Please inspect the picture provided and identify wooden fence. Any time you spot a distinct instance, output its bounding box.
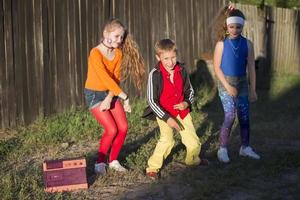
[0,0,110,127]
[0,0,299,128]
[239,4,300,74]
[111,0,226,97]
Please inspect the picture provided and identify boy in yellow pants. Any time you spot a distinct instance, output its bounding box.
[143,39,209,179]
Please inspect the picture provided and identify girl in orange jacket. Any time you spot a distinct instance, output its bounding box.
[84,19,145,175]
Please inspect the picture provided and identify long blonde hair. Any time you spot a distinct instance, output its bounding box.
[213,6,246,42]
[102,19,145,90]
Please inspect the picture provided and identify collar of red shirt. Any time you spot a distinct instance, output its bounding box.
[159,62,181,76]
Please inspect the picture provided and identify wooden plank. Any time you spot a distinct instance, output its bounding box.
[77,0,85,106]
[295,10,300,73]
[33,0,44,117]
[77,0,84,106]
[137,0,150,75]
[278,8,284,73]
[86,0,93,52]
[279,8,284,73]
[67,0,76,106]
[81,0,88,69]
[91,0,97,45]
[12,0,20,125]
[273,7,279,72]
[78,0,87,105]
[55,0,70,112]
[24,0,39,124]
[42,0,54,116]
[271,7,276,72]
[3,0,18,126]
[51,0,59,113]
[0,0,8,127]
[72,0,81,105]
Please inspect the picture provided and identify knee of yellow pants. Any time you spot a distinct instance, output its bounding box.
[151,138,175,160]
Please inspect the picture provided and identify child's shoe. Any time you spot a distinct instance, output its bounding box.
[146,172,159,180]
[95,162,107,175]
[239,146,260,159]
[217,147,230,163]
[109,160,127,172]
[199,158,209,166]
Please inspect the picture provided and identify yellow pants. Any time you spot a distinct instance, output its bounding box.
[146,113,201,173]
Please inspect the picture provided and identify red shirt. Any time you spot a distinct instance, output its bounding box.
[159,63,190,119]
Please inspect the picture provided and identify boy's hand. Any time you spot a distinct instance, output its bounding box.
[166,117,181,131]
[173,101,189,111]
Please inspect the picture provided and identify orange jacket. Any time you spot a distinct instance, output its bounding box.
[85,47,123,96]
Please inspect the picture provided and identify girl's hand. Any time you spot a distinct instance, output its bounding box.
[226,85,238,97]
[228,4,235,11]
[99,96,113,111]
[173,101,189,111]
[123,99,131,113]
[249,89,258,102]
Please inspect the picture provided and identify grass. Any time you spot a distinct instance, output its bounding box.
[269,74,300,99]
[0,73,300,199]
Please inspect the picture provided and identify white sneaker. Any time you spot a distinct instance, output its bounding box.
[95,162,107,175]
[239,146,260,159]
[217,147,230,163]
[109,160,127,172]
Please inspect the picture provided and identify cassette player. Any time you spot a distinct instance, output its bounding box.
[43,157,88,192]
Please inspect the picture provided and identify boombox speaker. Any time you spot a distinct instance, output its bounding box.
[43,157,88,192]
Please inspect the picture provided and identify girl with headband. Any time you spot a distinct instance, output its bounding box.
[213,6,260,163]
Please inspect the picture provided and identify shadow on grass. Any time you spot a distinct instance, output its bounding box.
[119,127,158,161]
[0,137,21,162]
[190,59,222,156]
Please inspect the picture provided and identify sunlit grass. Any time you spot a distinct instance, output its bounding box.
[269,74,300,99]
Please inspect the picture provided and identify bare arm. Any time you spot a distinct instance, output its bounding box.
[247,40,257,102]
[213,41,237,97]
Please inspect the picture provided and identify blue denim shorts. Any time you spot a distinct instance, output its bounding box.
[84,89,108,109]
[217,75,248,97]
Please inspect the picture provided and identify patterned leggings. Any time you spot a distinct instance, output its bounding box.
[218,91,250,148]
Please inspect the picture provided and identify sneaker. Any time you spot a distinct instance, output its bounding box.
[146,172,159,180]
[109,160,127,172]
[95,162,107,175]
[199,158,209,166]
[217,147,230,163]
[239,146,260,160]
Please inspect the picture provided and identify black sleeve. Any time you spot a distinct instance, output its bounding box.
[182,67,194,106]
[146,69,170,122]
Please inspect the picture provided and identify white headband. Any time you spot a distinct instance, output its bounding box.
[226,16,244,25]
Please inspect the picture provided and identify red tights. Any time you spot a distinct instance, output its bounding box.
[91,100,128,163]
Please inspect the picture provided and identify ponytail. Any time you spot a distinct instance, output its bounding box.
[121,33,146,91]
